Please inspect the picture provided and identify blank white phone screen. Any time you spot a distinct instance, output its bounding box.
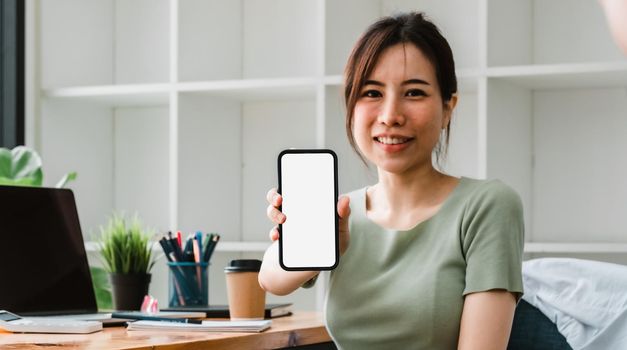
[280,152,336,269]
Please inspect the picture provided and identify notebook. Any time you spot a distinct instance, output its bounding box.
[163,303,293,319]
[0,186,192,325]
[127,319,272,333]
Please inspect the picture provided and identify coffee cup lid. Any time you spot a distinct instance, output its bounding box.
[224,259,262,273]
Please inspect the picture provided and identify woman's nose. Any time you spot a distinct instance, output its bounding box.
[377,95,405,126]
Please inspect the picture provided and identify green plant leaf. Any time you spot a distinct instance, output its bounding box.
[90,266,113,311]
[98,212,156,275]
[0,148,11,176]
[0,146,43,186]
[55,171,77,188]
[0,177,38,186]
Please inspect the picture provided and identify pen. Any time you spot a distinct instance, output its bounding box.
[183,235,195,262]
[194,231,203,260]
[167,234,183,262]
[158,237,176,262]
[193,232,203,290]
[113,312,203,324]
[204,233,220,262]
[192,240,200,263]
[202,233,214,260]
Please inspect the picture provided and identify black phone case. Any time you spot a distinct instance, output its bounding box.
[277,149,339,271]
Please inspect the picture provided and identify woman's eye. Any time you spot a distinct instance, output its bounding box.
[361,90,382,98]
[406,89,427,97]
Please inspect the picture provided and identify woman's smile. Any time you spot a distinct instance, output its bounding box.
[373,135,414,153]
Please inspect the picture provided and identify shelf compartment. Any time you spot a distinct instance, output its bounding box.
[176,93,242,239]
[485,79,627,244]
[487,0,625,66]
[40,0,169,88]
[39,100,170,231]
[487,62,627,89]
[242,0,320,79]
[531,87,627,243]
[41,100,115,230]
[177,0,242,81]
[178,0,320,81]
[113,106,171,231]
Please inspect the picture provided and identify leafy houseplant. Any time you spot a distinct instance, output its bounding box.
[0,146,76,187]
[99,213,156,311]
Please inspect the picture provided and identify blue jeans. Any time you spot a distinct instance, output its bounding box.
[508,300,572,350]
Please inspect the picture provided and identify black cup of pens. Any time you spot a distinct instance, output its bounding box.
[167,261,209,307]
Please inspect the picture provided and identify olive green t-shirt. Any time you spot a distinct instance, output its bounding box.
[323,177,524,350]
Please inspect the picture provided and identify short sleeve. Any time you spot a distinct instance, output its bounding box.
[461,181,525,298]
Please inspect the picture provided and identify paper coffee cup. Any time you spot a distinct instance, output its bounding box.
[224,259,266,320]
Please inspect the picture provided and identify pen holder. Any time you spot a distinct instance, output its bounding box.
[167,262,209,307]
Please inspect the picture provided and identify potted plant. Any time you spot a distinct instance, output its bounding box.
[99,213,156,311]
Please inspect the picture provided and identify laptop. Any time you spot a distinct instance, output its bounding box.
[0,185,126,323]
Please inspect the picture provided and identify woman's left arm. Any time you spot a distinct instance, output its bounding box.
[457,290,517,350]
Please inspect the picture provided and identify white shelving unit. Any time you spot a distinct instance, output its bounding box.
[27,0,627,311]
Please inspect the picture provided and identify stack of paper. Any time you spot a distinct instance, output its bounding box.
[126,319,272,333]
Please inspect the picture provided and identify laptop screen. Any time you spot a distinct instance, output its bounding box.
[0,186,97,315]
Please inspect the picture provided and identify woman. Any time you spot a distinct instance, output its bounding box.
[259,12,524,350]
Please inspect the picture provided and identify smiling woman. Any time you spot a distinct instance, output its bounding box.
[259,12,524,350]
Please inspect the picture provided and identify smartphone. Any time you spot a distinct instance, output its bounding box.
[277,149,339,271]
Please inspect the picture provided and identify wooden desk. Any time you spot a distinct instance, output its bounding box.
[0,312,333,350]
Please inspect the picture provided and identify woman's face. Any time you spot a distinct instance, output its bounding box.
[352,43,456,175]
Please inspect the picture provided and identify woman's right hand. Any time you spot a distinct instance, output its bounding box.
[266,188,351,256]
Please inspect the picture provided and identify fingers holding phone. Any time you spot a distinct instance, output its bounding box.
[266,188,283,241]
